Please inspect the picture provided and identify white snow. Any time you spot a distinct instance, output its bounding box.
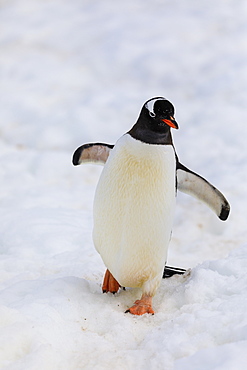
[0,0,247,369]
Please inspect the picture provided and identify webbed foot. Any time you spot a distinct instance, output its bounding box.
[102,269,120,294]
[125,295,154,315]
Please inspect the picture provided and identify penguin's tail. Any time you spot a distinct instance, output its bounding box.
[163,265,187,278]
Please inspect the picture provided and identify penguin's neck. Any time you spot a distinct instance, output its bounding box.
[128,118,173,145]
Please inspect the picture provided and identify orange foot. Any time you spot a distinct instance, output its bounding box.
[125,295,154,315]
[102,269,120,294]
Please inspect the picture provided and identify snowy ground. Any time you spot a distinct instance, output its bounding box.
[0,0,247,369]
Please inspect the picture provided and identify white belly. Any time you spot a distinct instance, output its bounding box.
[93,134,176,293]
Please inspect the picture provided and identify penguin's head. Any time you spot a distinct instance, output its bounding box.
[144,97,179,131]
[129,97,179,144]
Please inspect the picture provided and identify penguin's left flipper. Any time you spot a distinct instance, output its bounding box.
[72,143,114,166]
[176,162,230,221]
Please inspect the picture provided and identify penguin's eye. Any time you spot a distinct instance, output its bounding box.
[149,111,156,118]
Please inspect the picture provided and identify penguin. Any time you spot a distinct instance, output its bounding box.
[72,97,230,315]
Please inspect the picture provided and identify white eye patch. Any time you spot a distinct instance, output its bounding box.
[145,97,165,117]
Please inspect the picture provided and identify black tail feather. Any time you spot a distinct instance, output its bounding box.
[163,265,187,278]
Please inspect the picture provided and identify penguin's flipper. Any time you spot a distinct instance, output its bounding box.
[176,162,230,221]
[72,143,114,166]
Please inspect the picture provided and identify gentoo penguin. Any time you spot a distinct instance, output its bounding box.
[72,97,230,315]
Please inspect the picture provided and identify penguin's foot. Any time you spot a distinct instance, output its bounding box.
[125,295,154,315]
[102,269,120,294]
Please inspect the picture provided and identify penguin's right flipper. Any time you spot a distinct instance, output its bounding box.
[176,162,230,221]
[72,143,114,166]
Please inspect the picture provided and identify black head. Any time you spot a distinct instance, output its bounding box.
[128,97,179,145]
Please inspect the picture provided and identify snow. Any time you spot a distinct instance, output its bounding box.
[0,0,247,368]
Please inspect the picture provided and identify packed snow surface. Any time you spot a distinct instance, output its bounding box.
[0,0,247,369]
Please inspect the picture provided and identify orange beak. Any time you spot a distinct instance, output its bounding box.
[161,117,179,129]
